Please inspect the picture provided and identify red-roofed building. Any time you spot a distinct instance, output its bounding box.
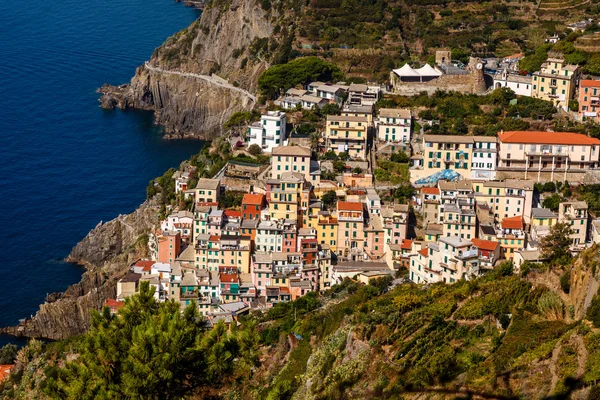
[242,193,265,220]
[498,216,526,260]
[498,131,600,181]
[471,238,500,267]
[578,80,600,123]
[132,260,155,274]
[220,271,240,303]
[300,238,318,265]
[104,299,125,315]
[410,245,438,284]
[224,210,242,219]
[0,365,14,383]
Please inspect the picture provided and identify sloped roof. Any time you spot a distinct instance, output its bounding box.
[337,201,364,212]
[471,238,499,252]
[499,131,600,145]
[501,215,524,230]
[242,193,264,205]
[421,187,440,195]
[415,64,443,77]
[393,63,420,77]
[581,80,600,88]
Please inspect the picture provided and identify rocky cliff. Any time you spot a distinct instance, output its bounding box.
[100,0,273,138]
[1,199,160,340]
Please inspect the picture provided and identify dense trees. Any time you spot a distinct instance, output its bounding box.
[42,282,259,399]
[258,57,344,99]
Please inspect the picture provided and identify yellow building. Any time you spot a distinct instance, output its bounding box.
[532,56,579,111]
[269,172,305,222]
[417,135,474,182]
[325,115,369,160]
[194,234,251,273]
[472,179,534,223]
[497,216,526,260]
[316,213,338,251]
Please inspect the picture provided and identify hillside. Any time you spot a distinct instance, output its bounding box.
[99,0,599,138]
[4,244,600,399]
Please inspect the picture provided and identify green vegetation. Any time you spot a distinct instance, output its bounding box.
[258,57,344,99]
[224,110,261,130]
[29,282,259,399]
[219,190,245,209]
[540,222,574,263]
[0,344,18,365]
[380,88,557,137]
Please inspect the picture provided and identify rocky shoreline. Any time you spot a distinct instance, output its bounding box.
[98,0,272,139]
[1,199,160,340]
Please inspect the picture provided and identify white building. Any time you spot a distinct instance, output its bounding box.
[247,111,287,153]
[471,137,498,180]
[160,210,194,240]
[255,220,284,253]
[493,69,533,97]
[376,108,412,143]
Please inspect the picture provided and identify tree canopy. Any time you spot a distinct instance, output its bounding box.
[540,222,573,264]
[43,282,259,399]
[258,57,344,99]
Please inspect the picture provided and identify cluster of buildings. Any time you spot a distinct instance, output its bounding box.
[110,144,408,324]
[411,130,600,183]
[278,82,381,111]
[410,178,592,284]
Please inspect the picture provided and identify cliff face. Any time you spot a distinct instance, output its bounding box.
[1,199,160,340]
[100,0,272,138]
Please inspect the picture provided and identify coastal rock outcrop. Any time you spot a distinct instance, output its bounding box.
[100,0,273,138]
[1,199,160,340]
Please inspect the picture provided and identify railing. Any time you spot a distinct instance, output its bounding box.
[181,291,199,299]
[458,249,478,258]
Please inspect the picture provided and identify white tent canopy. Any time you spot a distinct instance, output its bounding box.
[415,64,442,77]
[392,63,420,77]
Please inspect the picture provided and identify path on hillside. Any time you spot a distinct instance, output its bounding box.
[144,62,257,103]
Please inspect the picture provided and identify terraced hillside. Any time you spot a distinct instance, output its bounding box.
[576,32,600,53]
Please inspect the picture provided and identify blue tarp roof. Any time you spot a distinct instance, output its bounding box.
[414,169,461,185]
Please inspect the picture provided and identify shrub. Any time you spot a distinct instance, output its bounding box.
[248,144,262,156]
[560,270,571,294]
[538,291,564,320]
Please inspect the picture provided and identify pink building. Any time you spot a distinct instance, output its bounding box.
[158,231,181,263]
[578,80,600,123]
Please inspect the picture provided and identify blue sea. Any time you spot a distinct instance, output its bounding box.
[0,0,202,347]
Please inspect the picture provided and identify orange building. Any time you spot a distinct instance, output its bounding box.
[242,193,265,220]
[578,80,600,123]
[158,231,181,263]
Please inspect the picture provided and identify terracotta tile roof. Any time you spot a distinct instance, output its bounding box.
[499,131,600,145]
[224,210,242,218]
[104,299,124,309]
[401,239,413,250]
[220,273,239,283]
[197,201,219,207]
[0,365,14,382]
[421,187,440,195]
[471,238,499,252]
[581,80,600,88]
[142,265,152,272]
[280,287,291,294]
[418,248,429,257]
[134,260,155,268]
[209,235,221,242]
[337,201,364,212]
[242,193,264,205]
[501,215,524,230]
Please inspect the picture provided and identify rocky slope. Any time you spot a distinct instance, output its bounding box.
[100,0,272,138]
[1,199,159,340]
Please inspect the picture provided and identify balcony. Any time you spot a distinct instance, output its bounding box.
[181,290,199,299]
[526,148,569,157]
[457,249,478,259]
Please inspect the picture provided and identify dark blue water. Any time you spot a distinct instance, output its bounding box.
[0,0,202,347]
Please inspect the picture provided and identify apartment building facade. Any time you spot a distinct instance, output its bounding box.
[531,56,579,111]
[248,111,287,153]
[578,80,600,123]
[497,131,600,182]
[325,115,369,160]
[376,108,412,143]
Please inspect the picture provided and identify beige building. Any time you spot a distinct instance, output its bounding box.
[558,201,588,247]
[420,187,441,226]
[532,56,579,111]
[417,136,475,182]
[192,179,221,203]
[497,131,600,182]
[271,146,316,183]
[376,108,412,143]
[472,179,534,223]
[342,104,374,126]
[325,115,369,160]
[117,272,141,300]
